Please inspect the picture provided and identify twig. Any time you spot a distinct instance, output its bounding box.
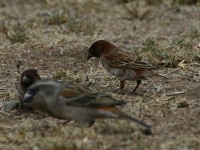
[189,63,200,67]
[165,96,175,101]
[0,110,12,116]
[165,91,186,96]
[165,68,180,76]
[16,60,22,74]
[0,124,16,129]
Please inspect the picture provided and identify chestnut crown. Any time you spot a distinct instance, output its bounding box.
[20,69,41,89]
[87,40,116,59]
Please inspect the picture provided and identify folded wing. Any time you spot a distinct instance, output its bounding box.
[104,51,154,70]
[59,83,126,107]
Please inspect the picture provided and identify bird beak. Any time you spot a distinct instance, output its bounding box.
[22,75,29,83]
[23,90,35,103]
[87,54,93,60]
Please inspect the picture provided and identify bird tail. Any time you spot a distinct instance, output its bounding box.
[118,112,150,129]
[118,112,152,134]
[101,107,151,132]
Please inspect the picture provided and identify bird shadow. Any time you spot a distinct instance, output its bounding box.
[94,125,137,135]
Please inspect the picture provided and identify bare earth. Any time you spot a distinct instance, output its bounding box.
[0,0,200,150]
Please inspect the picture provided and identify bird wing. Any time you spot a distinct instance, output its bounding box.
[59,83,126,107]
[104,50,154,70]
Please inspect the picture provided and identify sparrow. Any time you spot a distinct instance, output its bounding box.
[87,40,166,94]
[16,69,41,109]
[23,79,151,134]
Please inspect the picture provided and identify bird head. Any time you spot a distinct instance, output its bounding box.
[20,69,41,90]
[87,40,116,60]
[23,79,62,104]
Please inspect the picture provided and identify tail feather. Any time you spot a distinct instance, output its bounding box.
[102,107,151,130]
[99,107,151,134]
[119,113,152,134]
[118,113,151,129]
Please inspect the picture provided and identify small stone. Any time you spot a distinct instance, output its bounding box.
[2,100,34,112]
[177,101,189,108]
[2,100,20,112]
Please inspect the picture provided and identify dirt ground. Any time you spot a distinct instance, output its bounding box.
[0,0,200,149]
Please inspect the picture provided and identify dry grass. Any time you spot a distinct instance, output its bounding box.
[0,0,200,149]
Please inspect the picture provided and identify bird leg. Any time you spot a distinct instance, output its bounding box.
[19,98,23,111]
[120,80,125,89]
[132,80,141,94]
[113,80,125,93]
[87,120,95,127]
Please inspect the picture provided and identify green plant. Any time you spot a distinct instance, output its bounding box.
[0,20,29,43]
[44,11,68,25]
